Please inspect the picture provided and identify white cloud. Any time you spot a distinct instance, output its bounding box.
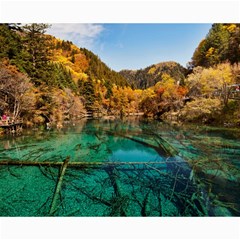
[47,23,104,48]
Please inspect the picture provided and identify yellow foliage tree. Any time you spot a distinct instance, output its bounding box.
[186,62,235,105]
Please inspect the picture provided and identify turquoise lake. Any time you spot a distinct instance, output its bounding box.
[0,118,239,216]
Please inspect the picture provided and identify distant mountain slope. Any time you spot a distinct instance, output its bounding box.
[0,23,128,91]
[80,48,128,87]
[50,37,128,88]
[119,61,186,89]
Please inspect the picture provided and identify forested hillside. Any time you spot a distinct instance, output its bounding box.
[190,24,240,68]
[0,23,240,128]
[175,23,240,124]
[119,61,186,89]
[0,23,130,126]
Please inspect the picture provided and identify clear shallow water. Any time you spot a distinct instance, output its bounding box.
[0,118,239,216]
[110,149,162,162]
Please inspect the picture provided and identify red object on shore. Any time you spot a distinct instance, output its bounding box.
[2,115,7,121]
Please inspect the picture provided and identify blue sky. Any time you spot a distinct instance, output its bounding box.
[47,24,212,71]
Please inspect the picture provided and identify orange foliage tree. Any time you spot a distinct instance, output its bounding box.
[0,60,35,121]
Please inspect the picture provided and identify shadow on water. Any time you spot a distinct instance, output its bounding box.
[0,118,239,216]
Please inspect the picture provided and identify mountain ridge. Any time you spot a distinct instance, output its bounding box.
[119,61,187,89]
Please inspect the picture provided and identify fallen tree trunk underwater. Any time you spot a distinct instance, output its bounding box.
[49,157,70,216]
[0,160,189,167]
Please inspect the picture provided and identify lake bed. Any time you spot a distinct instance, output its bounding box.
[0,118,239,216]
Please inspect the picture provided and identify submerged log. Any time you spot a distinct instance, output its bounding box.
[0,160,187,167]
[49,157,70,216]
[106,167,128,216]
[141,190,151,216]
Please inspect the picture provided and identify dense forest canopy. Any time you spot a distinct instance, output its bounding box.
[0,23,240,128]
[190,24,240,68]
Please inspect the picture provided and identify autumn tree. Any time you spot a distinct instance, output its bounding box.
[154,74,188,113]
[191,24,240,68]
[109,85,128,116]
[191,40,207,68]
[139,73,188,118]
[179,98,222,123]
[231,63,240,84]
[226,24,240,64]
[186,63,235,105]
[0,61,35,120]
[50,88,85,124]
[140,88,158,117]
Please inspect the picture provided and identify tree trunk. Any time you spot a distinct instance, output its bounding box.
[222,83,230,106]
[49,157,70,216]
